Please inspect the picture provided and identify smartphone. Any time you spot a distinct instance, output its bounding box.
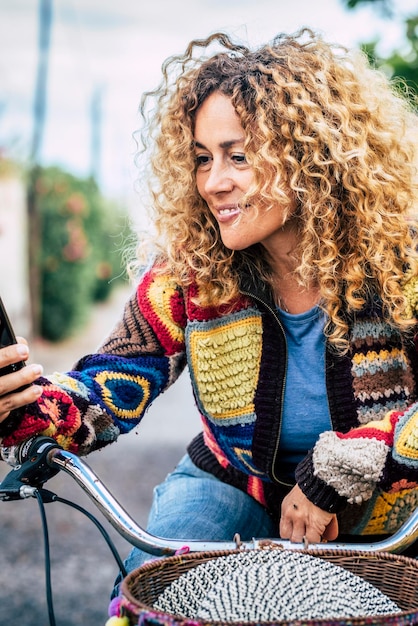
[0,296,27,376]
[0,297,32,431]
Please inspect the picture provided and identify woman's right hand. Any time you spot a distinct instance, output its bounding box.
[280,483,339,545]
[0,339,44,423]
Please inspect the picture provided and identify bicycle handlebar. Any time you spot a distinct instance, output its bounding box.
[2,436,418,556]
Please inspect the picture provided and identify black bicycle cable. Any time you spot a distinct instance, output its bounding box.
[38,488,128,577]
[33,487,128,626]
[35,489,57,626]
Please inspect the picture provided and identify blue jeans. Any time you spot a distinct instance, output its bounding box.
[112,454,277,596]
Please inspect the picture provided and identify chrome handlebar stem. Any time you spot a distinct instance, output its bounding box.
[47,447,418,556]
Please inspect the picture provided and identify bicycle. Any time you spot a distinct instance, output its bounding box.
[1,436,418,626]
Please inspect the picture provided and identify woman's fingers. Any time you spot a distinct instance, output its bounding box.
[322,515,339,541]
[0,378,43,422]
[0,342,28,369]
[280,484,339,544]
[281,514,324,544]
[15,336,28,346]
[0,341,44,422]
[0,376,43,423]
[0,362,42,393]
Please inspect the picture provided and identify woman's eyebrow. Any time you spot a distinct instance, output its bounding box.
[193,138,245,150]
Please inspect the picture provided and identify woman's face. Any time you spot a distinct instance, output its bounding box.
[194,91,294,253]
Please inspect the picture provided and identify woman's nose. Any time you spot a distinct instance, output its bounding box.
[204,162,234,195]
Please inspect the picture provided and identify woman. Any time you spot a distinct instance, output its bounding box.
[0,28,417,578]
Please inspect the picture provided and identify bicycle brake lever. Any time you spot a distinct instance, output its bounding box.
[0,437,61,501]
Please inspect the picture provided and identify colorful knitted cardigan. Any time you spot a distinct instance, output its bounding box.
[2,263,418,535]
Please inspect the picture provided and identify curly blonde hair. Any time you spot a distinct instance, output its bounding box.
[137,28,418,352]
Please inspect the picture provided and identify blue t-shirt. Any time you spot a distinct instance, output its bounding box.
[276,305,331,478]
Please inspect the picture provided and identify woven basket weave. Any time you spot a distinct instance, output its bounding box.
[120,547,418,626]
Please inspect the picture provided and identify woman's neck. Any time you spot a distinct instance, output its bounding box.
[261,219,320,314]
[273,275,320,314]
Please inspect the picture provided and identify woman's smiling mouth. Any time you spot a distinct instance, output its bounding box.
[215,204,241,221]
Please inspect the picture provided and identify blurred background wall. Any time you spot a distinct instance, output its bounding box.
[0,171,30,335]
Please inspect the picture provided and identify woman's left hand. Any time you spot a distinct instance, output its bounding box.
[279,484,339,545]
[0,338,44,424]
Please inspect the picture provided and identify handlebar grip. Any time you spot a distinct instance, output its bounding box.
[1,436,58,467]
[0,436,61,500]
[1,437,39,467]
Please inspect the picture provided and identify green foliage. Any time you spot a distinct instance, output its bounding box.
[35,166,132,341]
[341,0,418,97]
[343,0,392,14]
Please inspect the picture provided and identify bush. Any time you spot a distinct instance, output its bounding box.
[35,166,132,341]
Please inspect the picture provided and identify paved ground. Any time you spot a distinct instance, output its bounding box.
[0,285,200,625]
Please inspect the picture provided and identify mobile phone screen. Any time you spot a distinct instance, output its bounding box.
[0,298,32,431]
[0,297,26,376]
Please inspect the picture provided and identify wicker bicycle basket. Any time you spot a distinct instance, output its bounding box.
[120,547,418,626]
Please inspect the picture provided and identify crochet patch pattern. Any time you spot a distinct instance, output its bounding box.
[401,271,418,319]
[186,309,262,425]
[139,270,185,354]
[312,431,388,503]
[351,335,413,425]
[99,293,163,358]
[352,485,418,535]
[153,549,400,622]
[394,401,418,467]
[76,354,170,433]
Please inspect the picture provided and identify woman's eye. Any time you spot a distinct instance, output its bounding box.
[195,154,211,168]
[232,154,247,165]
